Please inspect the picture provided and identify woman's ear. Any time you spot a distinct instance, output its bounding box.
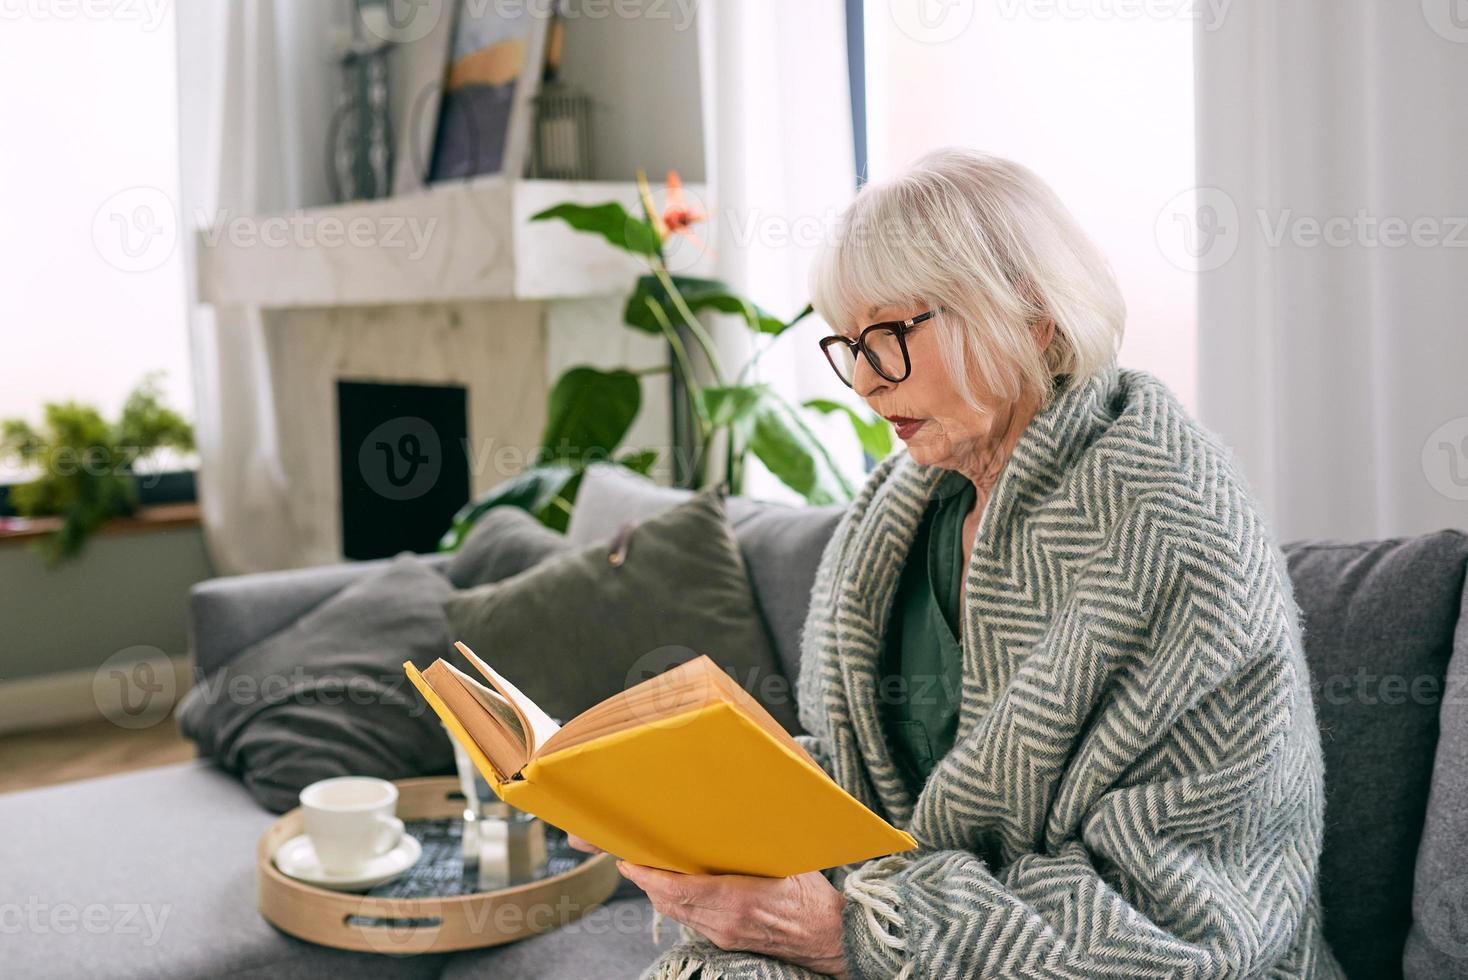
[1035,318,1056,351]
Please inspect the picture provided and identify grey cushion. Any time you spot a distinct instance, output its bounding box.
[178,555,466,812]
[565,464,761,542]
[728,501,844,684]
[439,895,678,979]
[1404,541,1468,980]
[188,553,453,676]
[445,506,570,589]
[443,489,799,734]
[567,463,845,694]
[0,761,446,980]
[1282,531,1468,980]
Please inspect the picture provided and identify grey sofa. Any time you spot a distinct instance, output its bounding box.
[2,463,1465,980]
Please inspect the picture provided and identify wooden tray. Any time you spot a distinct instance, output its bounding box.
[257,776,621,954]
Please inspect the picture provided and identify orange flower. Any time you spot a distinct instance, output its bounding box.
[660,171,706,240]
[637,168,713,257]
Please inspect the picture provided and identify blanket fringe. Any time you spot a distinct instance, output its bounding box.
[650,906,705,946]
[844,858,907,956]
[643,951,708,980]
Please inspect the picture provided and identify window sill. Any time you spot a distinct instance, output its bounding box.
[0,502,203,547]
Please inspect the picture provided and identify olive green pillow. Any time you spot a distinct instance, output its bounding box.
[440,489,799,733]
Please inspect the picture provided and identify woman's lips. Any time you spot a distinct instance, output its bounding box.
[886,416,926,440]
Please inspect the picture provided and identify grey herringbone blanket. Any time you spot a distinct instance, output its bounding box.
[641,360,1344,979]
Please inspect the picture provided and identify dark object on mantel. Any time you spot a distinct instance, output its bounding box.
[328,0,393,202]
[337,380,470,561]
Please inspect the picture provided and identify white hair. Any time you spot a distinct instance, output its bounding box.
[808,146,1125,412]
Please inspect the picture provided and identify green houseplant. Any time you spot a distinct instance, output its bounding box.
[440,171,890,548]
[1,373,194,563]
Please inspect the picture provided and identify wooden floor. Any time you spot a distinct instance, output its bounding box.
[0,715,196,795]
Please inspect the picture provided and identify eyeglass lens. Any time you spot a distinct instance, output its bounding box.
[829,327,905,385]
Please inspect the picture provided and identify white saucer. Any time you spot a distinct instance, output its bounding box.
[273,833,422,892]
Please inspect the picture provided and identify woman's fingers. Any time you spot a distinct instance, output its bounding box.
[566,833,603,854]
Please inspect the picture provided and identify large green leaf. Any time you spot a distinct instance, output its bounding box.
[529,201,660,257]
[539,366,641,464]
[437,464,576,551]
[802,398,894,461]
[437,448,661,550]
[745,394,854,505]
[615,448,658,475]
[536,468,584,534]
[784,302,815,332]
[623,275,789,336]
[698,384,767,430]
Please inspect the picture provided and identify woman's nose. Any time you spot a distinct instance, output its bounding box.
[851,354,890,399]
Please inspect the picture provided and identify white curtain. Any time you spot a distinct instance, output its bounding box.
[175,1,341,573]
[1195,3,1468,541]
[696,0,863,500]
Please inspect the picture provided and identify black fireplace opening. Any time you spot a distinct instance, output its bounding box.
[337,380,470,561]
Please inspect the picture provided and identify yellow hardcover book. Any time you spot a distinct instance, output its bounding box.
[404,641,918,877]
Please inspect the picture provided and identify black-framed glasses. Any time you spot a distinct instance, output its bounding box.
[818,309,941,388]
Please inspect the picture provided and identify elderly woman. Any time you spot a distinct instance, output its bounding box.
[577,147,1343,979]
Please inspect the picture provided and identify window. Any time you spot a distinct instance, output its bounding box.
[864,0,1198,408]
[0,5,191,481]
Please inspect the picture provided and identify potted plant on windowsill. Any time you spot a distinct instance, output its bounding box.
[439,170,891,548]
[0,372,195,563]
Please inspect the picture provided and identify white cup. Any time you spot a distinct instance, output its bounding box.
[299,776,405,874]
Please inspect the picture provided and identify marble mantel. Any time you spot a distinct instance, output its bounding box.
[196,178,711,566]
[196,177,710,309]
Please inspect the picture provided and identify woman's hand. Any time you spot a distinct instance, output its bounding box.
[615,861,849,979]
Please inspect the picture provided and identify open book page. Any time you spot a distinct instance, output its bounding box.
[420,659,529,780]
[532,654,821,771]
[536,656,719,758]
[454,641,561,756]
[441,662,524,742]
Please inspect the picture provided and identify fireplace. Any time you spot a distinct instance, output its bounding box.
[337,380,470,560]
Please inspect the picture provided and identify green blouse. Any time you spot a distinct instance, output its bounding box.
[879,468,976,794]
